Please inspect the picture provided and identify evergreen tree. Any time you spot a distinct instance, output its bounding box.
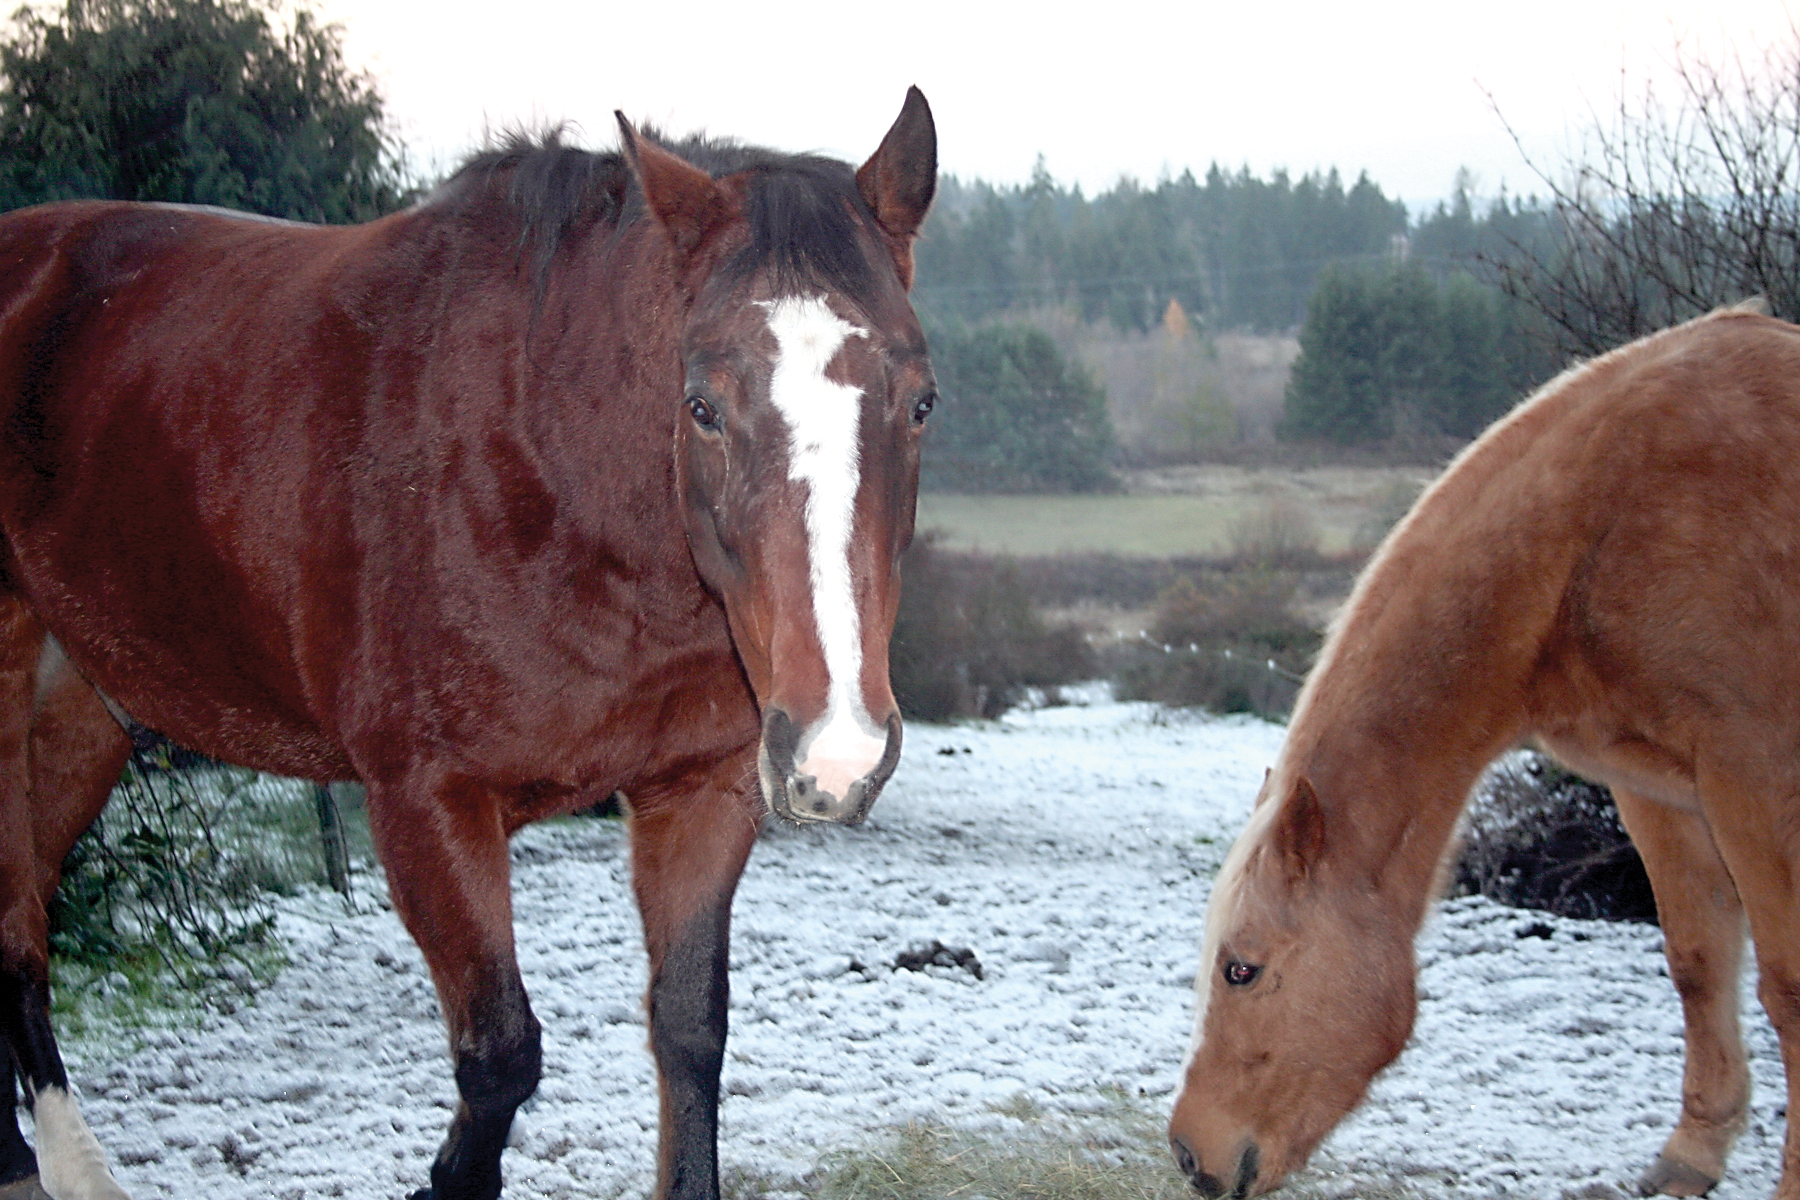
[1434,273,1515,437]
[1282,262,1542,444]
[921,323,1116,493]
[0,0,411,221]
[1280,264,1391,442]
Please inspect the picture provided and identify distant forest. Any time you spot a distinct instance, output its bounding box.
[911,163,1568,479]
[913,161,1553,335]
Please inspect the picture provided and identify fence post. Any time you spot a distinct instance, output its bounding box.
[313,782,351,897]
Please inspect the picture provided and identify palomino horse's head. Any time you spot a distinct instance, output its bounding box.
[617,90,936,824]
[1168,773,1417,1197]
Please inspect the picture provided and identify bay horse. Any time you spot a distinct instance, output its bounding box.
[0,90,938,1200]
[1171,307,1800,1199]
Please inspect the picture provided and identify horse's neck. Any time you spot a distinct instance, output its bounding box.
[1281,708,1501,929]
[520,225,686,546]
[1282,445,1581,921]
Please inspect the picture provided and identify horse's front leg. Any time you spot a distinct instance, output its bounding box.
[1614,787,1749,1196]
[627,753,763,1200]
[366,775,541,1200]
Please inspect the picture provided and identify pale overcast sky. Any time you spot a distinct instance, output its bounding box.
[319,0,1798,210]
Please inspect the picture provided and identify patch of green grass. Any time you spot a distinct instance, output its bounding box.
[48,761,355,1050]
[50,939,287,1052]
[917,494,1254,558]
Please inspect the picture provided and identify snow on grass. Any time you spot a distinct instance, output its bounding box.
[41,699,1789,1199]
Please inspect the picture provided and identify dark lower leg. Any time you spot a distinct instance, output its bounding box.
[0,1056,34,1186]
[629,775,759,1200]
[370,780,541,1200]
[0,604,44,1187]
[416,968,542,1200]
[647,903,731,1200]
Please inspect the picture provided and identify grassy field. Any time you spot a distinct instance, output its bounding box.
[917,465,1439,559]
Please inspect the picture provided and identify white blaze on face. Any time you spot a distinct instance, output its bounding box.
[33,1084,132,1199]
[758,294,887,798]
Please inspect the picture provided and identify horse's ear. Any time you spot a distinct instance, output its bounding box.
[616,113,739,269]
[855,86,937,289]
[1273,776,1327,882]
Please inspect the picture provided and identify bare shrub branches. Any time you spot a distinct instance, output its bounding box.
[1494,32,1800,356]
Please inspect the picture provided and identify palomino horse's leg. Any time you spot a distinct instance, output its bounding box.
[365,777,541,1200]
[1693,762,1800,1200]
[0,611,132,1200]
[1614,788,1750,1196]
[627,762,762,1200]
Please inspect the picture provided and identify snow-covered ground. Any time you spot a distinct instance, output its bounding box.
[44,698,1790,1199]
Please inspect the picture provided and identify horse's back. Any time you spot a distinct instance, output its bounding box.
[0,197,742,791]
[0,201,408,777]
[1497,310,1800,799]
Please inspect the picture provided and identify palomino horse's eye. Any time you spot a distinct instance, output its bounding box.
[911,391,937,424]
[1222,960,1262,988]
[686,395,720,431]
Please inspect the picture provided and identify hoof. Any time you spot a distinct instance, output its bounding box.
[0,1176,52,1200]
[1638,1155,1720,1197]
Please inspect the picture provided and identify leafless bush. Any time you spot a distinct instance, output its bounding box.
[1021,305,1298,464]
[1226,498,1324,568]
[1112,572,1318,717]
[1454,752,1655,922]
[890,536,1095,721]
[1148,573,1318,656]
[1493,33,1800,356]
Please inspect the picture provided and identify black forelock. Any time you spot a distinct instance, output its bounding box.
[430,128,883,303]
[714,155,881,302]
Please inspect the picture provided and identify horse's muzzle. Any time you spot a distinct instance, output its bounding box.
[1172,1135,1260,1200]
[758,708,901,824]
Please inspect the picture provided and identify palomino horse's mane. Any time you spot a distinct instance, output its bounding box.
[1189,788,1283,1058]
[430,129,884,301]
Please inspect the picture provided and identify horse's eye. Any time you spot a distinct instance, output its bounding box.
[1223,960,1261,988]
[911,391,937,424]
[687,395,719,430]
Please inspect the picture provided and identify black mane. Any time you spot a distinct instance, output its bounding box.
[434,130,880,301]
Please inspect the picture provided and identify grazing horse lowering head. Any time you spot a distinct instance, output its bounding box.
[1168,773,1417,1197]
[618,89,936,825]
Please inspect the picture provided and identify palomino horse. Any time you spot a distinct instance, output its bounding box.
[0,91,938,1200]
[1171,307,1800,1199]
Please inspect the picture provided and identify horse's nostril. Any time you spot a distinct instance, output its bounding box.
[1171,1135,1226,1198]
[1170,1135,1198,1178]
[1232,1142,1260,1200]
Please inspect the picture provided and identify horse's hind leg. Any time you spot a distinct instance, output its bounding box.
[3,634,132,1200]
[1614,788,1750,1196]
[0,617,132,1200]
[0,1058,40,1198]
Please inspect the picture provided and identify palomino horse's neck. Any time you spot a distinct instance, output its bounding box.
[1271,377,1609,916]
